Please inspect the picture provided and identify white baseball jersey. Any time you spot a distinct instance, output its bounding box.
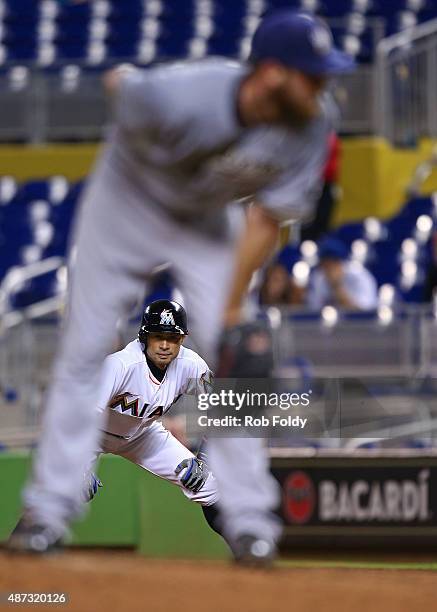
[89,340,218,507]
[97,340,211,439]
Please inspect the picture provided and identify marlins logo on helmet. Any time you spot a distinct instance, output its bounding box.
[139,299,188,344]
[160,309,176,326]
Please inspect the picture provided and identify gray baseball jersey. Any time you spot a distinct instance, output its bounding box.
[108,59,331,227]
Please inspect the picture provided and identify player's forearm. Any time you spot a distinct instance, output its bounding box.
[224,204,280,327]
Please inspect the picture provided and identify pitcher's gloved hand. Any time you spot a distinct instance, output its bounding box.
[175,457,209,493]
[216,321,274,379]
[83,472,103,503]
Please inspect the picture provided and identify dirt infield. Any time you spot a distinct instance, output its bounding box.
[0,550,436,612]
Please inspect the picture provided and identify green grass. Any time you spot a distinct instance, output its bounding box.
[277,559,437,571]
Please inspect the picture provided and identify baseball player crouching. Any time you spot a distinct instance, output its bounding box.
[84,299,221,537]
[55,300,219,552]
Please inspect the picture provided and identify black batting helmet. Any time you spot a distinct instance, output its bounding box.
[138,299,188,343]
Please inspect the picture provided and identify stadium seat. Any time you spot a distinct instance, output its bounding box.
[0,0,435,66]
[0,172,435,310]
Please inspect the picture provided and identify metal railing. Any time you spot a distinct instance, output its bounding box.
[377,17,437,146]
[0,65,375,143]
[0,69,108,143]
[0,257,64,319]
[330,65,378,135]
[2,305,437,447]
[2,304,437,448]
[0,258,65,442]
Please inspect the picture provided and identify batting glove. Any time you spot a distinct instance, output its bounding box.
[175,457,209,493]
[83,472,103,503]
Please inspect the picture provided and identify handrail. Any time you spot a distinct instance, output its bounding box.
[0,257,64,317]
[376,16,437,143]
[1,295,65,332]
[344,416,437,450]
[377,17,437,56]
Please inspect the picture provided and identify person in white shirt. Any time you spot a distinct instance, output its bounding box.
[307,238,378,311]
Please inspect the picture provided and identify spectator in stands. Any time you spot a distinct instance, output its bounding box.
[307,237,378,310]
[259,262,302,306]
[301,131,341,241]
[259,262,295,306]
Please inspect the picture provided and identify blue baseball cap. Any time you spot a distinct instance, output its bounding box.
[250,10,355,76]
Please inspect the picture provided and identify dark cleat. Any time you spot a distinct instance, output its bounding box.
[231,534,276,568]
[6,517,64,554]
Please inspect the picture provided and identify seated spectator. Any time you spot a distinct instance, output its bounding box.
[259,262,295,306]
[307,238,378,310]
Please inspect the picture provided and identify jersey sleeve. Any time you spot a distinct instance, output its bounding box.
[196,360,214,396]
[114,69,173,135]
[96,354,126,412]
[184,355,214,396]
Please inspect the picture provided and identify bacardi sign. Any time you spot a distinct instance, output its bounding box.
[319,469,430,522]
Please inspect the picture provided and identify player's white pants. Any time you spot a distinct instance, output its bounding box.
[23,156,281,545]
[89,422,218,506]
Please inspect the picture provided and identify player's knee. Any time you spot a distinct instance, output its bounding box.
[182,473,219,506]
[201,502,223,537]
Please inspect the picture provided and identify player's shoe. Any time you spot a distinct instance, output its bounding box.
[83,472,103,503]
[5,517,64,554]
[231,534,277,568]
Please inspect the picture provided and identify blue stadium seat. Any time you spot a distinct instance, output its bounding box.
[0,177,81,299]
[15,179,50,202]
[11,273,58,308]
[276,244,301,273]
[331,221,365,245]
[57,1,92,20]
[319,0,356,18]
[0,0,436,66]
[0,175,435,308]
[269,0,302,11]
[368,0,405,17]
[366,240,400,285]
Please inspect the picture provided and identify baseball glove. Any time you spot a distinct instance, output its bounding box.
[216,321,274,379]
